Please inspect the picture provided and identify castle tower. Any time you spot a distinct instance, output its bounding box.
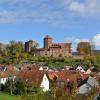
[25,40,36,52]
[44,35,52,49]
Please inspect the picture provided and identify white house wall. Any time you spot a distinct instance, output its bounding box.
[0,78,8,85]
[40,74,49,92]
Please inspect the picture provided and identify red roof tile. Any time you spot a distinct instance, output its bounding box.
[19,69,45,86]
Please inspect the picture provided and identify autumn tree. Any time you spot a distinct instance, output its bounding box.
[6,40,24,54]
[0,43,6,54]
[30,42,39,53]
[77,42,92,55]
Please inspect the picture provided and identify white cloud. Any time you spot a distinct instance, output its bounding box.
[74,38,90,44]
[65,34,100,51]
[0,0,76,25]
[65,37,90,44]
[68,2,85,14]
[0,0,99,25]
[65,37,90,51]
[60,0,100,16]
[92,34,100,47]
[0,0,83,28]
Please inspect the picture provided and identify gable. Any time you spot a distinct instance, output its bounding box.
[41,74,49,84]
[40,74,49,91]
[76,66,85,72]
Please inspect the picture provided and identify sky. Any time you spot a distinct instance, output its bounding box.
[0,0,100,51]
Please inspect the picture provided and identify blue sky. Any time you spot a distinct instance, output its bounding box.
[0,0,100,51]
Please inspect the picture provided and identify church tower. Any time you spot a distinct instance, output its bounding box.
[44,35,52,49]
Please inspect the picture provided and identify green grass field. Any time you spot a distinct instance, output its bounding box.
[0,92,17,100]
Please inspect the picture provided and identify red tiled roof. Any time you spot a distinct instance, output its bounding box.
[0,72,9,78]
[19,69,45,86]
[0,64,4,68]
[48,71,89,84]
[0,66,16,78]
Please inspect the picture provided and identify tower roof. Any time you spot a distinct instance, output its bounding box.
[44,35,52,39]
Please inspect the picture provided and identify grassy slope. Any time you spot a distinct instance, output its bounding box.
[0,92,17,100]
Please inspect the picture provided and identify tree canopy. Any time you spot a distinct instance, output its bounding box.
[77,42,92,55]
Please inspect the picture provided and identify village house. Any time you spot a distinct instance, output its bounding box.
[0,65,16,85]
[19,68,50,92]
[48,70,89,92]
[0,63,99,95]
[40,73,49,91]
[77,75,99,95]
[76,65,85,73]
[0,72,9,85]
[0,64,5,72]
[85,68,92,74]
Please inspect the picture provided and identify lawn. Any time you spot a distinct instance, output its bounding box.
[0,92,17,100]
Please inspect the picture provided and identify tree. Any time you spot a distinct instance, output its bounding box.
[15,52,20,62]
[6,40,24,54]
[3,40,24,64]
[15,41,24,53]
[77,42,92,55]
[35,42,39,48]
[0,43,5,53]
[30,42,39,53]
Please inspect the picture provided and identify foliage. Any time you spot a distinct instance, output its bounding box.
[17,86,100,100]
[6,40,24,53]
[0,40,99,68]
[77,42,92,55]
[0,77,25,95]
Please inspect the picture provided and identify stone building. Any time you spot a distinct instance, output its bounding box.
[25,40,36,52]
[32,35,72,57]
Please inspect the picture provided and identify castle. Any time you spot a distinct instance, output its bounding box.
[25,35,72,57]
[25,40,36,52]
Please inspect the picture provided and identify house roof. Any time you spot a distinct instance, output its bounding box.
[0,65,16,78]
[0,64,4,68]
[78,74,99,88]
[77,74,100,94]
[85,69,91,74]
[92,68,100,72]
[48,71,89,85]
[19,69,45,86]
[87,76,99,87]
[0,71,9,78]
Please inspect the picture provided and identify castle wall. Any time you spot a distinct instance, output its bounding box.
[26,35,72,57]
